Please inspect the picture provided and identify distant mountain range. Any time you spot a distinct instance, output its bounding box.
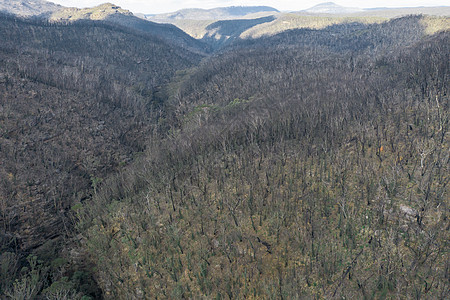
[145,6,279,21]
[141,2,449,48]
[0,1,209,52]
[0,0,448,50]
[301,2,363,14]
[145,2,450,20]
[297,2,450,16]
[0,0,61,16]
[2,1,449,20]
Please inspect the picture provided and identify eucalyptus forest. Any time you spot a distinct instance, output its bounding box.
[0,1,448,299]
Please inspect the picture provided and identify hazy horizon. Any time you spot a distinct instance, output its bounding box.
[49,0,450,14]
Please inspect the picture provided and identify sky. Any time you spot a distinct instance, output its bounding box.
[49,1,450,14]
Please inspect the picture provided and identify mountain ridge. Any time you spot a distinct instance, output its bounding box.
[1,1,448,52]
[49,3,210,53]
[0,0,61,16]
[302,2,363,14]
[0,1,210,53]
[146,6,279,21]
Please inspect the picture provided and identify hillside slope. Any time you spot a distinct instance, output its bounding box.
[50,3,210,53]
[151,12,448,49]
[0,13,202,255]
[80,16,449,299]
[236,15,432,52]
[199,16,276,49]
[0,0,61,16]
[0,1,209,53]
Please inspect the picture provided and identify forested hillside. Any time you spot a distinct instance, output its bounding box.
[49,3,209,53]
[150,12,448,49]
[0,8,448,300]
[0,0,61,17]
[0,13,203,298]
[79,15,449,299]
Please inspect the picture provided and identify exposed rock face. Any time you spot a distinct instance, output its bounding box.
[49,3,134,21]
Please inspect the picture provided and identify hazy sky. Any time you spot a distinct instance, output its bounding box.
[49,1,450,14]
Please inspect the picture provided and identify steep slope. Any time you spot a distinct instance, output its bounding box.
[240,14,450,39]
[0,12,202,255]
[0,0,61,16]
[0,1,209,53]
[200,16,275,49]
[147,6,448,50]
[236,15,431,53]
[50,3,210,53]
[144,5,280,49]
[239,14,384,39]
[80,16,449,299]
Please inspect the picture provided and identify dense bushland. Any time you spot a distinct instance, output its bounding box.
[79,16,449,299]
[0,12,448,299]
[0,13,203,298]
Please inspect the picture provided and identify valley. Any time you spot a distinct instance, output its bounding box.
[0,1,448,299]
